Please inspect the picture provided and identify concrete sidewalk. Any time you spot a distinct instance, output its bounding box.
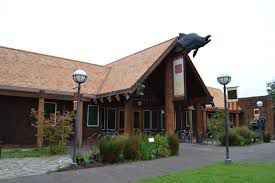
[2,142,275,183]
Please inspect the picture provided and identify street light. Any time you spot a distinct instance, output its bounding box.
[72,69,87,166]
[256,101,264,142]
[217,74,232,164]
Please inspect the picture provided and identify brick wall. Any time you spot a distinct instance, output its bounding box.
[238,95,274,134]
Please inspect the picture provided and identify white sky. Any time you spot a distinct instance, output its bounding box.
[0,0,274,97]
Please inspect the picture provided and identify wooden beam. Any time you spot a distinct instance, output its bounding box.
[124,101,133,135]
[195,103,204,143]
[92,98,98,104]
[37,97,44,148]
[99,98,104,103]
[107,96,112,103]
[115,95,120,102]
[125,93,130,100]
[203,110,207,137]
[165,59,175,134]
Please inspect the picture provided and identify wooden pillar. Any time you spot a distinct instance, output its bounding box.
[235,113,240,127]
[77,101,83,147]
[165,60,175,134]
[203,110,207,137]
[195,104,204,143]
[37,97,44,148]
[124,101,133,135]
[189,109,193,138]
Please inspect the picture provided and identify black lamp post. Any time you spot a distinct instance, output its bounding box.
[72,69,87,166]
[256,101,264,142]
[217,74,232,164]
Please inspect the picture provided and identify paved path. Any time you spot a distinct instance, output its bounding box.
[1,142,275,183]
[0,155,71,180]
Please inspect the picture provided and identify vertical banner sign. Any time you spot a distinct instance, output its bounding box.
[173,55,185,98]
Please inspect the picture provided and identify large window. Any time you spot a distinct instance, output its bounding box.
[87,105,99,127]
[99,107,105,129]
[44,102,57,121]
[143,110,161,130]
[134,112,140,129]
[107,108,116,130]
[144,110,151,130]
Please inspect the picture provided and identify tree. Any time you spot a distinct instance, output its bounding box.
[207,112,225,139]
[267,80,275,101]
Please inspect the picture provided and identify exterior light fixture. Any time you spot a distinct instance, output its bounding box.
[217,74,232,164]
[256,100,264,142]
[72,69,87,166]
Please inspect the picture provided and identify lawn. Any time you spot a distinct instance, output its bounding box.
[138,162,275,183]
[1,148,65,158]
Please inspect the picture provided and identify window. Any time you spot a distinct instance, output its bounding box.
[185,111,190,127]
[119,111,125,129]
[152,111,159,129]
[227,87,238,102]
[99,107,105,129]
[144,110,151,130]
[134,112,140,129]
[254,109,260,116]
[107,108,116,130]
[44,102,57,121]
[161,111,165,130]
[143,110,161,130]
[87,105,99,127]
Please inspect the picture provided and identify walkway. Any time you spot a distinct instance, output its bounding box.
[1,142,275,183]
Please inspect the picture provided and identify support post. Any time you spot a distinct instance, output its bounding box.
[189,109,193,138]
[195,103,203,143]
[124,101,133,135]
[203,110,207,137]
[77,101,83,147]
[164,60,175,134]
[235,113,240,127]
[37,97,44,148]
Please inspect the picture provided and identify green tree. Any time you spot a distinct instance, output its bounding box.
[267,80,275,101]
[207,112,225,139]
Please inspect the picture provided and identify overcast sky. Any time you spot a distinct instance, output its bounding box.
[0,0,274,97]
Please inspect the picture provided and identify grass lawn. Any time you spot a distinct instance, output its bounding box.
[138,162,275,183]
[1,148,65,158]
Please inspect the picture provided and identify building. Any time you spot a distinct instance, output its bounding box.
[1,37,220,147]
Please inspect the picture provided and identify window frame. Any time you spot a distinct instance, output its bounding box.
[87,105,99,127]
[151,110,160,130]
[44,102,57,122]
[107,108,117,131]
[99,107,105,130]
[143,110,152,130]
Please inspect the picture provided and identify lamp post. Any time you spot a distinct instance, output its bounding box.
[217,74,232,164]
[256,101,264,142]
[72,69,87,166]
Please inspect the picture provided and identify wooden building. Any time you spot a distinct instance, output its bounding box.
[0,37,217,147]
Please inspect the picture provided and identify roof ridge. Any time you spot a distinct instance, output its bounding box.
[105,37,177,67]
[0,46,109,68]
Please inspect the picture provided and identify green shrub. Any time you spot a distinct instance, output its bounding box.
[218,129,242,146]
[154,134,171,157]
[167,134,179,155]
[235,126,256,145]
[99,137,125,163]
[138,139,156,160]
[263,132,272,143]
[76,152,85,164]
[123,134,142,160]
[218,127,259,146]
[48,144,66,155]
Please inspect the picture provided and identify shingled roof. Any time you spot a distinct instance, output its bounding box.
[207,86,224,108]
[0,38,177,97]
